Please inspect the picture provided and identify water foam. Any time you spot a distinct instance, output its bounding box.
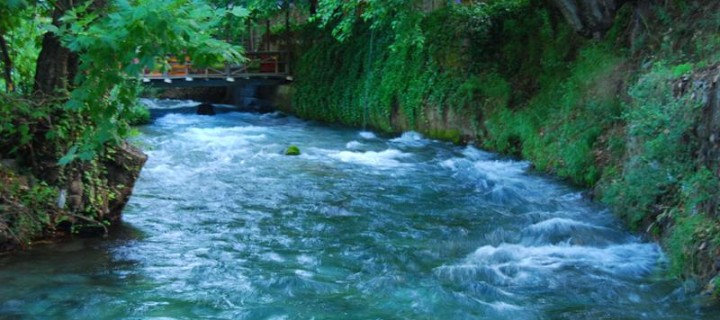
[517,216,631,246]
[390,131,428,147]
[459,242,662,281]
[525,217,604,234]
[345,141,364,150]
[140,98,199,109]
[181,127,267,146]
[330,149,411,168]
[359,131,378,139]
[472,160,530,181]
[155,113,207,127]
[462,146,494,161]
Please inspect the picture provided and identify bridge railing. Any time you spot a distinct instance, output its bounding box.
[142,51,290,82]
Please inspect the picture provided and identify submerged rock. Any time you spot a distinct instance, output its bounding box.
[196,103,216,115]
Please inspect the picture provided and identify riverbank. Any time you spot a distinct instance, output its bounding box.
[0,96,147,252]
[279,1,720,295]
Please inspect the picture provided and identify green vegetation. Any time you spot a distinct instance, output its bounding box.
[0,0,248,248]
[291,0,720,287]
[294,2,619,186]
[0,167,57,248]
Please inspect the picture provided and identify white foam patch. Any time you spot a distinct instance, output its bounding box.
[390,131,428,147]
[471,160,540,199]
[155,113,207,126]
[440,159,458,170]
[442,153,529,185]
[175,127,267,151]
[476,300,523,312]
[526,218,604,233]
[262,252,285,263]
[462,146,494,161]
[141,98,199,109]
[556,192,583,202]
[141,163,197,187]
[359,131,377,139]
[462,242,661,279]
[296,254,317,266]
[472,160,529,181]
[441,147,495,171]
[330,149,411,167]
[346,141,364,150]
[294,269,314,278]
[439,155,546,205]
[260,111,284,119]
[187,126,267,136]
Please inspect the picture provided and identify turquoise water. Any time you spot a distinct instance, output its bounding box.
[0,99,714,319]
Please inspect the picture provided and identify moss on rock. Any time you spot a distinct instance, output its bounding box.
[285,145,301,156]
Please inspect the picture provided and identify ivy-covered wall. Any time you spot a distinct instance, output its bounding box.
[291,2,624,185]
[287,1,720,292]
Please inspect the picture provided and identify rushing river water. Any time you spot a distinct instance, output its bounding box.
[1,99,716,319]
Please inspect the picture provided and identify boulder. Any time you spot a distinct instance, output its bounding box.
[103,141,148,222]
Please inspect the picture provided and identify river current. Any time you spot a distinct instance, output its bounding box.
[0,99,714,319]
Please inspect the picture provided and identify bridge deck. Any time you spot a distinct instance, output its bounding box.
[142,51,292,85]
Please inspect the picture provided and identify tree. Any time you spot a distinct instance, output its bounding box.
[33,0,79,96]
[1,0,260,164]
[0,0,251,245]
[312,0,426,49]
[0,0,33,93]
[0,33,13,92]
[50,0,244,155]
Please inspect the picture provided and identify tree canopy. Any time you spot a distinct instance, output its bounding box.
[1,0,252,161]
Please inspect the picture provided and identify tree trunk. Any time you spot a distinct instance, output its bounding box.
[0,34,13,92]
[265,19,271,51]
[33,0,91,96]
[309,0,317,14]
[285,1,291,49]
[33,1,75,96]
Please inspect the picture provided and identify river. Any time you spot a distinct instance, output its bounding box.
[0,99,714,319]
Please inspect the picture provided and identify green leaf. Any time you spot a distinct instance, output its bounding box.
[78,150,95,161]
[59,146,79,166]
[229,7,249,18]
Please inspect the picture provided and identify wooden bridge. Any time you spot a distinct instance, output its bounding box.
[141,51,292,87]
